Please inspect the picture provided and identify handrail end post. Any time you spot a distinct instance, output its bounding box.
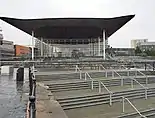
[99,81,101,93]
[75,65,77,72]
[85,73,87,80]
[121,78,124,86]
[80,72,82,79]
[122,96,125,113]
[91,80,94,90]
[145,89,148,100]
[110,93,112,106]
[105,71,107,78]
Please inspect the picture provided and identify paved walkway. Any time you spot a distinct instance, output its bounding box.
[36,83,68,118]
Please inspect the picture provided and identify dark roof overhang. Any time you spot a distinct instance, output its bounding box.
[0,15,135,44]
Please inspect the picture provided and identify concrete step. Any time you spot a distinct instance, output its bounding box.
[145,112,155,118]
[47,83,133,92]
[57,88,147,102]
[117,108,155,118]
[47,81,89,87]
[47,86,90,92]
[46,77,155,92]
[64,96,155,118]
[48,84,90,90]
[46,78,145,87]
[63,93,155,110]
[58,88,155,110]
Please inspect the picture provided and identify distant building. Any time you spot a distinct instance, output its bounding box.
[110,48,135,56]
[0,40,14,58]
[138,42,155,51]
[0,28,14,59]
[14,45,31,57]
[131,39,148,48]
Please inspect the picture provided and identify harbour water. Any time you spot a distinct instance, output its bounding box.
[0,68,28,118]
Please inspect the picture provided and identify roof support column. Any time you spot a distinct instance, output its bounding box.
[89,39,91,56]
[31,31,34,60]
[98,37,100,56]
[49,44,52,57]
[92,39,94,56]
[103,30,106,60]
[40,38,43,57]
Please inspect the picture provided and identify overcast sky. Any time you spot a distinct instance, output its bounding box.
[0,0,154,47]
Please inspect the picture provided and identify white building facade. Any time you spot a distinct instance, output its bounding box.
[138,42,155,51]
[0,28,14,59]
[131,39,148,49]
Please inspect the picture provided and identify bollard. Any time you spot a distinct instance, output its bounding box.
[32,78,36,96]
[29,67,33,96]
[144,63,146,71]
[29,96,36,118]
[16,66,24,81]
[29,67,31,80]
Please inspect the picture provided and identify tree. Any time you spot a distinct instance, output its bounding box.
[135,46,142,55]
[144,49,155,56]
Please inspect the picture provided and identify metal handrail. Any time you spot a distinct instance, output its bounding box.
[99,64,106,71]
[75,65,82,79]
[122,97,147,118]
[146,64,155,71]
[134,69,148,86]
[131,77,146,88]
[136,69,146,77]
[100,64,124,86]
[120,64,128,70]
[85,72,94,90]
[100,81,112,94]
[75,65,81,72]
[111,68,124,86]
[85,72,93,80]
[112,69,121,77]
[99,64,107,77]
[120,63,147,78]
[130,77,148,99]
[99,81,113,106]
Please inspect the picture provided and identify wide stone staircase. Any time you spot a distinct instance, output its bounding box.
[57,87,155,110]
[38,69,155,118]
[36,69,155,81]
[46,76,155,92]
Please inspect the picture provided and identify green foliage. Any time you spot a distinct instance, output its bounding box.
[20,55,25,61]
[135,46,155,56]
[135,46,142,54]
[144,49,155,56]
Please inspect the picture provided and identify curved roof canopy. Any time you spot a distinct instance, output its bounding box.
[0,15,134,44]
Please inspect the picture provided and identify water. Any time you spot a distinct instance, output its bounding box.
[0,68,29,118]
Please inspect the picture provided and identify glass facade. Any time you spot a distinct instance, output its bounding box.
[35,38,108,57]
